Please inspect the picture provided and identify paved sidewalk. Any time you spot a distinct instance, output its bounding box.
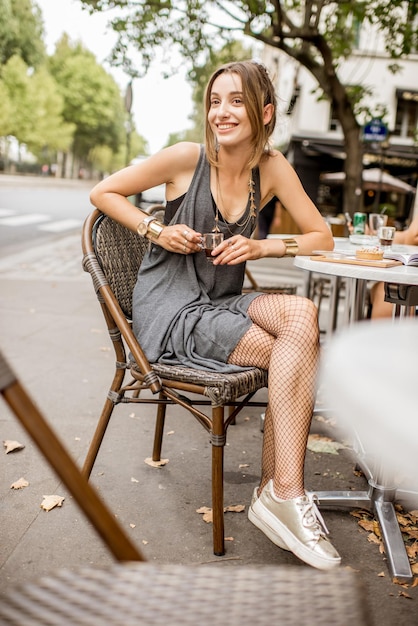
[0,234,417,625]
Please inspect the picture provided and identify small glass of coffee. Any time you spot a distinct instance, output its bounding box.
[378,226,396,249]
[202,232,224,262]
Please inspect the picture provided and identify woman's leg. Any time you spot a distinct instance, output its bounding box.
[229,294,340,570]
[229,293,319,500]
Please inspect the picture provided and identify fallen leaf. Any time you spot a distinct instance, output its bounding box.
[3,440,25,454]
[196,506,213,523]
[396,513,411,527]
[167,430,175,435]
[398,591,413,599]
[307,434,345,455]
[411,578,418,588]
[196,504,245,524]
[406,542,418,559]
[405,529,418,540]
[129,523,136,529]
[239,464,249,469]
[144,457,169,468]
[367,532,381,545]
[131,477,139,483]
[358,519,375,532]
[142,540,148,545]
[41,495,65,511]
[225,537,234,541]
[225,504,245,513]
[10,477,29,490]
[377,571,386,577]
[411,562,418,575]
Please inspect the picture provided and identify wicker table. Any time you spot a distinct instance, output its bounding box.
[0,563,370,626]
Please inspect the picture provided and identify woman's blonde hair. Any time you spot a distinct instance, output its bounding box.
[204,60,277,170]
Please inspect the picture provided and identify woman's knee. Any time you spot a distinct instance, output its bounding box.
[286,296,319,341]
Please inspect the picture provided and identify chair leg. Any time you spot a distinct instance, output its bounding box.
[211,405,225,556]
[82,360,126,478]
[152,393,166,461]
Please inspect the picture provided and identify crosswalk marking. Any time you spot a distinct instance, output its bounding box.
[0,213,50,227]
[0,210,82,233]
[39,219,83,232]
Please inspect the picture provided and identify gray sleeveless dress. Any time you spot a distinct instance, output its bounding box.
[132,146,261,373]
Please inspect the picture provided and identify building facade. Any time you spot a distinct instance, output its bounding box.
[263,17,418,227]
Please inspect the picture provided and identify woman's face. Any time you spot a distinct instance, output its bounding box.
[208,72,253,151]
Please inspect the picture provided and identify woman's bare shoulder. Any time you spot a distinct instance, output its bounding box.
[153,142,201,168]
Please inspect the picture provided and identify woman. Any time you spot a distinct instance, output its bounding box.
[90,60,339,570]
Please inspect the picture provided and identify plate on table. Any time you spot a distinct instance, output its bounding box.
[349,234,378,246]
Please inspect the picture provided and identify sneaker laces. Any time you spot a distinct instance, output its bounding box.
[300,494,329,537]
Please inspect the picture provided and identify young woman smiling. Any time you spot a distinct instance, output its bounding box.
[90,60,339,570]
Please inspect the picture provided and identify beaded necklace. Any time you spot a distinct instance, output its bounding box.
[213,167,257,235]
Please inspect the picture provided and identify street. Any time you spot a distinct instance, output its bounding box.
[0,175,93,258]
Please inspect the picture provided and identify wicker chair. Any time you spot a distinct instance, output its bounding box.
[81,209,268,556]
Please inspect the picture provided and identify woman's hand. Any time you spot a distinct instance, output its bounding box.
[157,224,202,255]
[212,235,262,265]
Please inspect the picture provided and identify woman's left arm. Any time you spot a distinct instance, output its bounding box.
[213,152,333,265]
[256,152,334,259]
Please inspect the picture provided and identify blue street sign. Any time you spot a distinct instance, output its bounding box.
[363,119,388,142]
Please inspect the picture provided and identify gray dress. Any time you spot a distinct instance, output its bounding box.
[132,146,261,373]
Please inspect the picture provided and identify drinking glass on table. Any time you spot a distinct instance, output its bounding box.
[369,213,388,237]
[202,232,224,262]
[378,226,396,250]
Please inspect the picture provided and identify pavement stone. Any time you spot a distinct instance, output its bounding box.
[0,233,417,625]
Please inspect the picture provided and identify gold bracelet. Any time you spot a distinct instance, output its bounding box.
[282,238,299,257]
[147,220,165,240]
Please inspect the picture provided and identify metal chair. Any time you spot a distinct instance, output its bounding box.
[81,209,268,556]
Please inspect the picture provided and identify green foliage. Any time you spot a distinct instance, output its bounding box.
[0,0,45,67]
[0,3,148,172]
[48,36,127,158]
[1,54,74,156]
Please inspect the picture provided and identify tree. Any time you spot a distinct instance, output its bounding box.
[1,55,74,162]
[48,36,127,173]
[0,0,45,68]
[78,0,418,213]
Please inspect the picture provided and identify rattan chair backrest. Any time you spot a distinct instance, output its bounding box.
[93,214,149,319]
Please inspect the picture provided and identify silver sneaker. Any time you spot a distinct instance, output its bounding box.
[248,480,341,570]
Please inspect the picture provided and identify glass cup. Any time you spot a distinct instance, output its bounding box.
[378,226,396,249]
[369,213,388,237]
[202,232,224,262]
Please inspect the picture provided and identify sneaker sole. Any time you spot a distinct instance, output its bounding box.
[249,498,341,571]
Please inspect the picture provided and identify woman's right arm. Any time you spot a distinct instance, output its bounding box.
[89,142,203,253]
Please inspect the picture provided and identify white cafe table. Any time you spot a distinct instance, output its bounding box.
[294,240,418,334]
[295,242,418,582]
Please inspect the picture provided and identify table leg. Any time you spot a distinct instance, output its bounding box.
[316,482,413,583]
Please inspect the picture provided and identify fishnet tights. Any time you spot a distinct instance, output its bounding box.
[228,294,319,500]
